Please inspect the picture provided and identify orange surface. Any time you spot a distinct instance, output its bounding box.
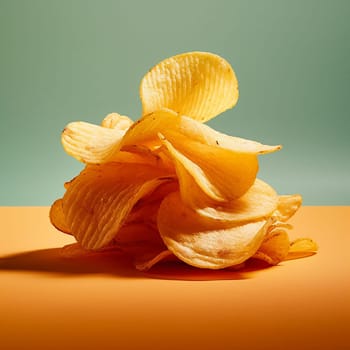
[0,206,349,350]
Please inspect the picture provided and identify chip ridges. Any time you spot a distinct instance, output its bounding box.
[50,52,317,271]
[140,52,239,122]
[62,163,174,250]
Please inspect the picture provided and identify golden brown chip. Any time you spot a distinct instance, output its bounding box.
[158,143,278,223]
[62,163,174,250]
[49,199,71,234]
[61,121,127,164]
[273,194,303,222]
[157,191,271,269]
[101,113,133,129]
[159,133,258,202]
[119,109,179,150]
[164,115,281,155]
[119,109,281,156]
[286,238,318,260]
[253,227,290,265]
[159,150,210,210]
[196,179,278,222]
[140,52,239,122]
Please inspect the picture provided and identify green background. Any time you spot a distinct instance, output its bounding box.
[0,0,349,205]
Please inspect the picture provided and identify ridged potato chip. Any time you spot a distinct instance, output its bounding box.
[273,194,303,222]
[140,52,239,122]
[62,163,174,249]
[101,113,133,129]
[61,113,133,164]
[253,227,290,265]
[287,238,318,260]
[119,109,281,156]
[157,191,271,269]
[49,199,70,234]
[195,179,278,223]
[62,121,127,164]
[160,133,258,202]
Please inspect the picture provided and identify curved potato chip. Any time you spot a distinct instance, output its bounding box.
[119,109,179,150]
[101,113,133,130]
[273,194,303,222]
[62,121,127,164]
[286,238,318,260]
[160,136,223,202]
[119,109,280,156]
[140,52,239,122]
[63,163,174,250]
[179,121,281,155]
[159,151,210,209]
[196,179,278,223]
[159,133,258,202]
[157,191,270,269]
[49,199,71,234]
[253,227,290,265]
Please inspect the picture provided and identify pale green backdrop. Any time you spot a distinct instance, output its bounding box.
[0,0,349,205]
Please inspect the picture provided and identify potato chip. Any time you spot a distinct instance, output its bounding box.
[119,109,178,150]
[62,162,174,249]
[273,194,303,222]
[196,179,278,223]
[158,147,212,210]
[62,121,127,164]
[159,133,258,202]
[157,191,271,269]
[140,52,239,122]
[253,227,290,265]
[163,115,281,155]
[101,113,133,130]
[119,109,281,156]
[286,238,318,260]
[49,198,71,234]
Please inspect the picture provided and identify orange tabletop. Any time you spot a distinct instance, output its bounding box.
[0,206,349,350]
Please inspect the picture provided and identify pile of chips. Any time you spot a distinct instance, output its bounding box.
[50,52,317,271]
